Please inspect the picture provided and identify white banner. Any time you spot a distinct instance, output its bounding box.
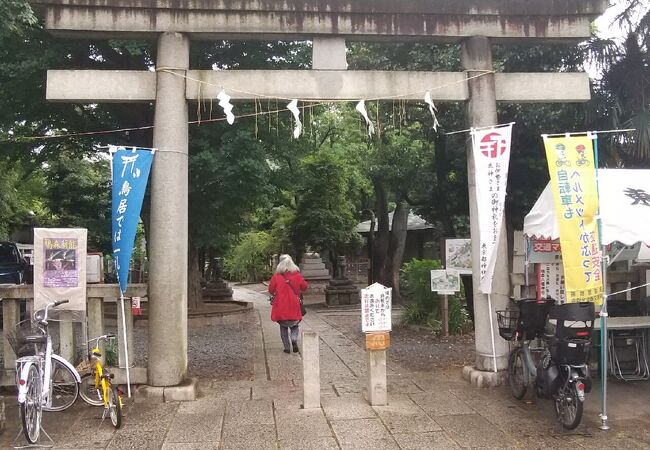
[471,124,513,293]
[34,228,87,319]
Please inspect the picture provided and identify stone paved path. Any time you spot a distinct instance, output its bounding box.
[1,285,649,449]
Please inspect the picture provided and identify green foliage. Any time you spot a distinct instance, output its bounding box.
[224,231,276,282]
[448,296,473,334]
[189,128,272,253]
[399,259,471,334]
[0,0,36,38]
[105,340,119,367]
[0,159,49,238]
[291,150,362,254]
[44,155,111,253]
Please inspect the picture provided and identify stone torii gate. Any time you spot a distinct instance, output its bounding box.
[32,0,606,394]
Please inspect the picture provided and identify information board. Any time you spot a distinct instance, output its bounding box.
[361,282,392,332]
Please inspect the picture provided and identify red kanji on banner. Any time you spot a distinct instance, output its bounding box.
[480,132,507,158]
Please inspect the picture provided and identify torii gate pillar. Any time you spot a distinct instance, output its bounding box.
[461,36,510,385]
[148,32,190,386]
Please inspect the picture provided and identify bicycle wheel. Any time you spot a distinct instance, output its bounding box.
[555,383,583,430]
[107,384,122,429]
[79,373,104,406]
[508,348,529,400]
[44,358,79,411]
[20,364,42,444]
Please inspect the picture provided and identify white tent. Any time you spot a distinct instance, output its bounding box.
[524,169,650,245]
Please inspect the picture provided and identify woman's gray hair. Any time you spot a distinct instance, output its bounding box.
[276,254,300,273]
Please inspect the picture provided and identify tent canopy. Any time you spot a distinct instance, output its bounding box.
[523,169,650,246]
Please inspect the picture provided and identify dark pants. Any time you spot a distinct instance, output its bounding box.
[280,324,299,351]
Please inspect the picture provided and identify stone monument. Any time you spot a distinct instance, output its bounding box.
[299,252,331,299]
[325,256,359,306]
[202,257,233,302]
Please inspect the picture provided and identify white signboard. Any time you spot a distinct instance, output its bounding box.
[445,239,472,274]
[431,270,460,295]
[472,124,513,293]
[537,262,566,304]
[34,228,87,319]
[361,282,392,332]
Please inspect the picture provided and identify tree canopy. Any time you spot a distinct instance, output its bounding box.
[0,1,647,300]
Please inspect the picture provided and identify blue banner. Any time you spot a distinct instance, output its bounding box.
[111,147,154,293]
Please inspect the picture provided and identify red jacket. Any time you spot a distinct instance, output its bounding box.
[268,271,308,322]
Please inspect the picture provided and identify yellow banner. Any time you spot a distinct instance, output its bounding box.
[544,136,603,304]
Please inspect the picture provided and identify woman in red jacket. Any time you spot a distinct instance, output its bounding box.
[268,255,308,353]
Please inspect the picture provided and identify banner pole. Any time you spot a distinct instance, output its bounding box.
[487,294,498,373]
[592,134,609,430]
[120,291,132,398]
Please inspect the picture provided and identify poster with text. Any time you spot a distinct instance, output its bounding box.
[34,228,87,317]
[536,262,566,304]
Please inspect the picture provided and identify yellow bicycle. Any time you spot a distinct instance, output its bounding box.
[78,334,124,428]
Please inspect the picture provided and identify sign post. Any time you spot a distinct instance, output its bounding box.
[361,282,391,406]
[430,269,461,336]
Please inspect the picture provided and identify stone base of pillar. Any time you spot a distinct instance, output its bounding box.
[135,377,199,402]
[461,365,507,388]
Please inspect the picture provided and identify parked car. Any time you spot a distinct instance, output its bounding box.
[0,241,29,284]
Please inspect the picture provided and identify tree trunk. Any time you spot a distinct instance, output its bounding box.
[434,132,456,237]
[372,178,390,285]
[187,239,202,310]
[387,200,409,301]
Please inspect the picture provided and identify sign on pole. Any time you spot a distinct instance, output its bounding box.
[445,239,472,274]
[543,134,602,304]
[110,145,154,399]
[110,146,155,294]
[361,283,392,332]
[430,269,460,295]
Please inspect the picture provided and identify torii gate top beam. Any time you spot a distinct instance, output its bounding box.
[30,0,606,42]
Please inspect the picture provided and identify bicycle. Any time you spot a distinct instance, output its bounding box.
[78,334,124,428]
[497,299,594,430]
[8,299,82,444]
[497,298,554,400]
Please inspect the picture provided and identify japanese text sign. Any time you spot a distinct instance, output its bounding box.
[528,238,562,264]
[543,135,602,304]
[111,146,155,294]
[471,124,513,293]
[536,262,566,304]
[361,283,392,332]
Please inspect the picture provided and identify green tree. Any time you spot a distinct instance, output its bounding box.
[587,0,649,163]
[44,155,111,253]
[290,150,362,273]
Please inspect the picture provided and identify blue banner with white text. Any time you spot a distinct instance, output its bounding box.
[111,147,154,294]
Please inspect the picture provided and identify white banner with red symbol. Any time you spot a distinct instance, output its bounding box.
[471,123,514,293]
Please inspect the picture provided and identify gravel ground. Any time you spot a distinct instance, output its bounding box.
[106,313,257,381]
[319,313,476,372]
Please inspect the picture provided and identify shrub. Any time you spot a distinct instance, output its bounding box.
[224,231,275,282]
